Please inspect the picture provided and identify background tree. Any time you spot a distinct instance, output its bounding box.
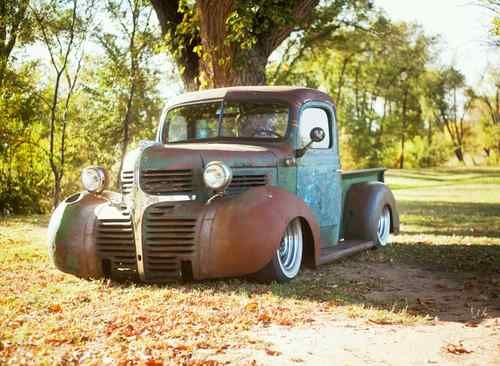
[273,16,435,168]
[150,0,373,90]
[0,0,35,88]
[90,0,162,185]
[424,67,473,163]
[32,0,95,207]
[479,0,500,47]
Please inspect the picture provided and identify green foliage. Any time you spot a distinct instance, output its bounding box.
[479,0,500,47]
[0,63,51,214]
[273,17,435,168]
[402,134,453,169]
[0,0,498,214]
[0,0,163,213]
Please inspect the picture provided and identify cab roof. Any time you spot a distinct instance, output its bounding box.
[165,86,334,109]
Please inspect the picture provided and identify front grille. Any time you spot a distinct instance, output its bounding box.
[120,170,134,194]
[140,169,193,195]
[226,174,269,195]
[143,203,197,279]
[96,212,138,279]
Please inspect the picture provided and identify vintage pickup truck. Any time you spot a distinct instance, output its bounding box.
[48,86,399,283]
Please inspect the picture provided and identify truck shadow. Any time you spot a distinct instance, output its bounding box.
[104,196,500,326]
[133,239,499,326]
[290,241,500,324]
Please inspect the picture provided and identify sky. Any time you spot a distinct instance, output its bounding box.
[376,0,498,87]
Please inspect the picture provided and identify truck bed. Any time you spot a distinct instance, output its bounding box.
[341,167,386,204]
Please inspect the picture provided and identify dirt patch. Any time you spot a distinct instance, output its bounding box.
[193,261,500,365]
[203,317,500,366]
[331,261,500,323]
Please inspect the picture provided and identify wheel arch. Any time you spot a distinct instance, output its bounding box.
[198,186,322,279]
[342,181,400,241]
[298,216,316,269]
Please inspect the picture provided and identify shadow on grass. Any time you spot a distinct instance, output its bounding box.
[389,168,500,180]
[399,201,500,238]
[103,240,499,325]
[100,196,500,325]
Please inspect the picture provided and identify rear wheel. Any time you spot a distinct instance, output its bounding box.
[254,218,303,283]
[375,205,391,247]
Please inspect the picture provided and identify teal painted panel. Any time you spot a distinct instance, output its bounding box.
[277,166,297,194]
[295,101,342,248]
[297,156,342,247]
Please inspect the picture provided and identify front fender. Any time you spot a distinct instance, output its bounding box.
[197,186,321,279]
[47,191,120,279]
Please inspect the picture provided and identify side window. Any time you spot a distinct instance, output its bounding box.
[299,107,331,149]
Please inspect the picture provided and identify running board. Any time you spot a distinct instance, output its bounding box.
[318,240,375,265]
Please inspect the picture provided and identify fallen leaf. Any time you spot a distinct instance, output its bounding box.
[265,348,281,356]
[122,324,136,337]
[258,313,271,323]
[145,359,163,366]
[245,302,258,312]
[48,304,62,313]
[196,342,210,349]
[368,319,393,325]
[278,319,293,326]
[173,344,191,352]
[186,360,221,366]
[46,338,69,346]
[446,342,473,355]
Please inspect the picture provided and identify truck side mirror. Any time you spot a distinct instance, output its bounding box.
[295,127,326,158]
[310,127,325,142]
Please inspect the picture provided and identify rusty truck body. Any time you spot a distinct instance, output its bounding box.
[48,86,399,283]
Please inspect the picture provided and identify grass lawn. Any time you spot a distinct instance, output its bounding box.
[0,168,499,365]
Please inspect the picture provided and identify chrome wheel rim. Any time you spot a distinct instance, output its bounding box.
[277,218,303,278]
[377,206,391,246]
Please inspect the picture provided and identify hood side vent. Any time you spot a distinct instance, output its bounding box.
[140,169,193,195]
[120,170,134,194]
[226,174,269,195]
[96,212,138,279]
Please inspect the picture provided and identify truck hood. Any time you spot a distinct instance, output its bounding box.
[140,142,293,171]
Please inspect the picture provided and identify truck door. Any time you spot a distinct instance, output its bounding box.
[296,103,342,247]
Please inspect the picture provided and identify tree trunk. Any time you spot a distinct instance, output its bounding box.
[427,118,433,145]
[454,147,464,162]
[53,174,61,209]
[399,133,405,169]
[399,89,408,169]
[117,83,135,187]
[335,54,352,105]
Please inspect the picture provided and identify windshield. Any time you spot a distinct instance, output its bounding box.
[163,101,289,143]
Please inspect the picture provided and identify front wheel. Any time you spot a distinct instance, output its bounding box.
[254,218,303,283]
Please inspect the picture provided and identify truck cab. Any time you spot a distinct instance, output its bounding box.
[48,86,399,283]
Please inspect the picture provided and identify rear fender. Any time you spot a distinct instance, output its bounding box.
[342,182,400,240]
[197,186,321,279]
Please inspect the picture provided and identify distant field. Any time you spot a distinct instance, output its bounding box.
[1,168,499,365]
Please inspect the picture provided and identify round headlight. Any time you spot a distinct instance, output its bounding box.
[203,161,232,191]
[81,166,108,193]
